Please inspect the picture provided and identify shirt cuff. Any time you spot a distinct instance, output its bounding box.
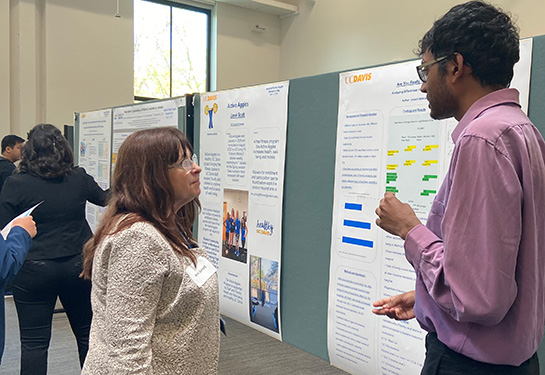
[404,224,437,270]
[8,226,33,247]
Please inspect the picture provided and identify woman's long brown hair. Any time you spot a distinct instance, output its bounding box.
[81,127,199,280]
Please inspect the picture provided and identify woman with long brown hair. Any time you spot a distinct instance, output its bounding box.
[81,127,219,374]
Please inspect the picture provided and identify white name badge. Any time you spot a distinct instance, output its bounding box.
[186,256,217,287]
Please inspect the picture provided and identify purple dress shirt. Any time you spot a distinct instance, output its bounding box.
[404,88,545,366]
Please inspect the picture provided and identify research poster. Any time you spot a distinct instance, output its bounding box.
[327,39,532,375]
[78,109,112,232]
[112,97,185,165]
[198,82,289,339]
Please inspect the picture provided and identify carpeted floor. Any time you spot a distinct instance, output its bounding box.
[1,296,348,375]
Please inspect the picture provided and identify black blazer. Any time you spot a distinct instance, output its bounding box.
[0,167,109,260]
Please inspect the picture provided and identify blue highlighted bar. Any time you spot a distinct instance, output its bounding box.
[344,203,362,211]
[343,220,371,230]
[342,236,373,248]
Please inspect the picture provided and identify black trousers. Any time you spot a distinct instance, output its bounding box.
[422,332,539,375]
[11,254,92,375]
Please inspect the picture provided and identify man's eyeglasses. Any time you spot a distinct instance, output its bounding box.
[170,154,198,172]
[416,56,448,83]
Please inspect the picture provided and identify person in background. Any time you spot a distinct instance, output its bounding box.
[0,124,109,374]
[224,211,231,254]
[234,210,240,256]
[373,2,545,374]
[0,135,26,298]
[241,216,247,250]
[81,127,219,374]
[229,208,235,249]
[0,216,36,363]
[0,135,25,191]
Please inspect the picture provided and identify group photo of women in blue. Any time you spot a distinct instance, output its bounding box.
[222,196,248,264]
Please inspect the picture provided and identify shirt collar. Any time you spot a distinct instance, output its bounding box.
[451,88,521,143]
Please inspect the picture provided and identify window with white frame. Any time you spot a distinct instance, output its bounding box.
[134,0,210,101]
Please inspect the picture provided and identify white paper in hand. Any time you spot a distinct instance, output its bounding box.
[1,201,43,240]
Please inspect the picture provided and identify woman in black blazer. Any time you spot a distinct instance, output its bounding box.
[0,124,109,375]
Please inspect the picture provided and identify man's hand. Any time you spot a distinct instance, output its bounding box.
[12,216,37,238]
[375,192,421,239]
[372,290,416,320]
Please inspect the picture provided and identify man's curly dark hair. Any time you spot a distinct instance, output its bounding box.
[418,1,519,88]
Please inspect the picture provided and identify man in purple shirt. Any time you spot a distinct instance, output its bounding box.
[373,2,544,374]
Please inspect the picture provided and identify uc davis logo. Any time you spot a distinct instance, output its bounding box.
[204,103,218,129]
[256,219,274,236]
[344,72,372,84]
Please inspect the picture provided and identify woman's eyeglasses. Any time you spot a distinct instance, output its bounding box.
[169,154,198,172]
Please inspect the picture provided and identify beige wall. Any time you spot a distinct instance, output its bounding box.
[215,2,280,90]
[44,0,134,128]
[0,1,10,137]
[9,0,42,138]
[2,0,133,138]
[2,0,545,137]
[279,0,545,80]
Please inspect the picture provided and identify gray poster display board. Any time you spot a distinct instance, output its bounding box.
[196,34,545,372]
[75,34,545,373]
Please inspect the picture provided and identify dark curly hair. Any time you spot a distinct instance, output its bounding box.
[18,124,74,179]
[418,1,519,88]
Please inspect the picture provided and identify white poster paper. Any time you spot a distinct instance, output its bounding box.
[1,201,43,240]
[112,97,185,164]
[327,39,532,375]
[198,82,289,339]
[78,109,112,232]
